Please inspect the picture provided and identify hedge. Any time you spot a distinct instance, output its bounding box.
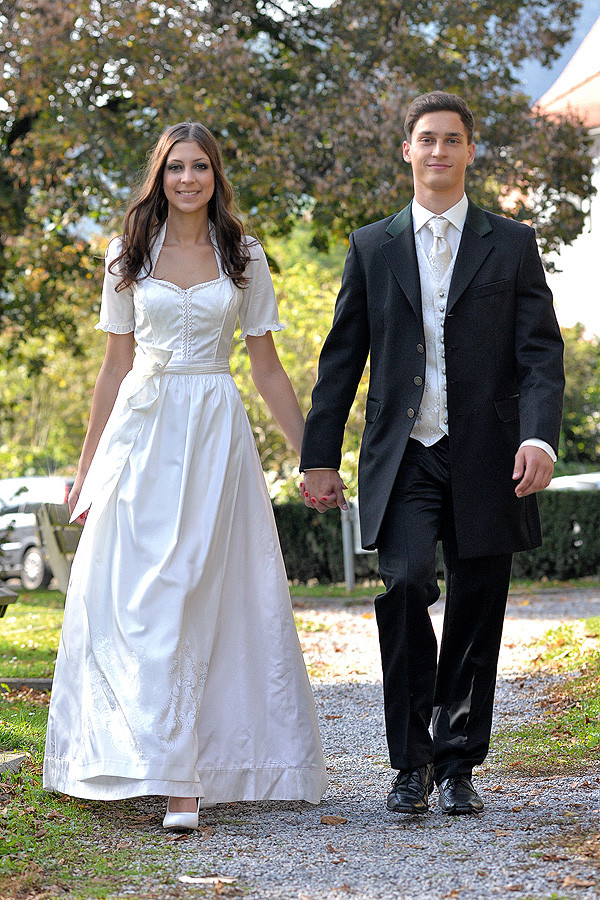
[273,491,600,584]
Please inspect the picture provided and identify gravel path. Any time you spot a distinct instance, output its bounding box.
[117,590,600,899]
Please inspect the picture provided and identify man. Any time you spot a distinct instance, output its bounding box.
[300,91,564,815]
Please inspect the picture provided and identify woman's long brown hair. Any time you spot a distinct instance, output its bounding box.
[110,122,251,290]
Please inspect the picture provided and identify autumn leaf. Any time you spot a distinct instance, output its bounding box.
[321,815,348,825]
[562,875,596,887]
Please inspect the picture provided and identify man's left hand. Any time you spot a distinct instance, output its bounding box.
[512,446,554,497]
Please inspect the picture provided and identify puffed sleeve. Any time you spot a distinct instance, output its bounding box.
[238,238,284,338]
[94,237,135,334]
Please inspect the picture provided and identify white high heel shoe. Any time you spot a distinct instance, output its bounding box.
[162,797,200,830]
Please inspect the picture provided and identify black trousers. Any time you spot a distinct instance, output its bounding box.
[375,437,512,782]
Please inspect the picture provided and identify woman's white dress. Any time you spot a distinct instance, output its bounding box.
[43,225,327,803]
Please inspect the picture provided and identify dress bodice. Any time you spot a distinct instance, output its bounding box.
[132,275,239,364]
[96,223,283,360]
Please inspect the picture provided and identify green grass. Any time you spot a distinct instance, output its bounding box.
[0,756,189,899]
[493,615,600,775]
[0,588,64,678]
[0,691,49,753]
[290,582,383,598]
[0,694,212,899]
[289,576,600,599]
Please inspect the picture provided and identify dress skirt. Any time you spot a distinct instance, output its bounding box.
[43,369,327,802]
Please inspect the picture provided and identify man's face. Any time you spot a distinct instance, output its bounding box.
[402,110,475,200]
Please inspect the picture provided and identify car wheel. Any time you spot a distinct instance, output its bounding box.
[21,546,52,591]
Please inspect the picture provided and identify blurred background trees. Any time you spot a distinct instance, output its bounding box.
[0,0,596,486]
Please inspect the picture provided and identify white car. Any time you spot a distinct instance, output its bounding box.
[546,472,600,491]
[0,477,72,590]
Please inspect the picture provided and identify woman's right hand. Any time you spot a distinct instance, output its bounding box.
[68,479,88,523]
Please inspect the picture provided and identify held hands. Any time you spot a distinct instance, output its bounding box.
[300,470,349,513]
[513,446,554,498]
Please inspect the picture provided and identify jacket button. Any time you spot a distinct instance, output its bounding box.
[407,408,415,418]
[413,377,423,385]
[417,344,424,353]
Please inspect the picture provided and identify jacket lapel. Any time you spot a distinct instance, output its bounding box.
[382,203,422,321]
[447,201,493,313]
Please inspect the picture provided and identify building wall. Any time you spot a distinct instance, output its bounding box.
[546,126,600,336]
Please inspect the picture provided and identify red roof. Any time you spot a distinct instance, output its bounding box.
[536,15,600,129]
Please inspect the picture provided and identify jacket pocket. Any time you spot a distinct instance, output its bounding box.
[494,394,519,422]
[472,279,509,298]
[365,397,381,423]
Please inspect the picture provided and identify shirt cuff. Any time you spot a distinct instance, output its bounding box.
[519,439,557,463]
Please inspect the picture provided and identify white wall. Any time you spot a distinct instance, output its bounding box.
[547,127,600,336]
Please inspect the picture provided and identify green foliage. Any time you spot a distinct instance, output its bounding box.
[559,325,600,466]
[513,491,600,581]
[0,0,594,359]
[281,490,600,585]
[273,501,379,584]
[0,325,105,475]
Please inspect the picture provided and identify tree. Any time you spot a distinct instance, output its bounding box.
[1,0,594,350]
[559,325,600,468]
[0,0,596,480]
[203,0,595,254]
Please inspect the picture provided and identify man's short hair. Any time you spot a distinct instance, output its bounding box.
[404,91,475,143]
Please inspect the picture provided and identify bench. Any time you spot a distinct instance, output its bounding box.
[36,503,83,594]
[0,584,18,619]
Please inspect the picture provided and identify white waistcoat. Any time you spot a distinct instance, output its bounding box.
[410,239,457,446]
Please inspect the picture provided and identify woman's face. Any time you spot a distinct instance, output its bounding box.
[162,140,215,214]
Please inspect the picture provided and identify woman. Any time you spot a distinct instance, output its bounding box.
[43,123,327,829]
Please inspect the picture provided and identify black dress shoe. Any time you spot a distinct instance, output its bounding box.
[437,776,484,815]
[386,763,434,814]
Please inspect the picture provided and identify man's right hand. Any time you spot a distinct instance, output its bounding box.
[300,470,348,513]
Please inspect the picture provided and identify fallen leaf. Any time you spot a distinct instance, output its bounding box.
[512,806,522,812]
[490,784,504,792]
[179,875,237,885]
[542,853,569,861]
[165,832,190,842]
[495,828,510,836]
[505,885,524,892]
[562,875,595,887]
[321,815,348,825]
[325,714,342,720]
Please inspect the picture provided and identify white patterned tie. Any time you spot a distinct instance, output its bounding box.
[426,216,452,279]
